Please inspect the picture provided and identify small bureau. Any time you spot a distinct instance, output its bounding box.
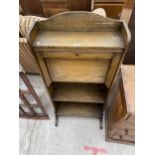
[27,11,130,127]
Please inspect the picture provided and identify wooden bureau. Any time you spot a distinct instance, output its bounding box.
[27,12,130,127]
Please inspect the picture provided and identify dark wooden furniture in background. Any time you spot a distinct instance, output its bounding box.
[120,0,135,64]
[123,7,135,64]
[20,0,43,16]
[41,0,92,17]
[27,12,130,127]
[40,0,68,17]
[93,0,125,19]
[106,65,135,144]
[68,0,91,11]
[20,0,134,19]
[20,0,92,17]
[19,71,49,119]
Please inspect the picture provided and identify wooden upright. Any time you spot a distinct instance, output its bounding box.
[27,11,130,127]
[106,65,135,144]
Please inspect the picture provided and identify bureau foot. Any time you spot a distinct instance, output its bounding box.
[99,117,103,130]
[99,108,104,130]
[55,114,58,127]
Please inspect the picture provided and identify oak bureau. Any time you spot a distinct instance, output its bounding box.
[27,11,130,128]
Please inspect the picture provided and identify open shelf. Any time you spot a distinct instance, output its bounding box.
[53,83,106,119]
[33,31,124,49]
[56,102,104,118]
[52,83,106,104]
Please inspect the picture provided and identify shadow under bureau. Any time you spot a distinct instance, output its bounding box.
[27,11,130,128]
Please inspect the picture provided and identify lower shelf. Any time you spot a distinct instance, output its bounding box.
[56,102,104,118]
[53,83,106,104]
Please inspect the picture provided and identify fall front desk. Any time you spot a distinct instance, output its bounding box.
[27,12,130,130]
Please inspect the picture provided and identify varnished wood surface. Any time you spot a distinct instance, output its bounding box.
[68,0,91,11]
[106,65,135,144]
[57,102,102,118]
[28,12,123,39]
[28,12,130,123]
[94,3,123,19]
[105,53,122,88]
[35,52,52,86]
[53,83,106,103]
[33,31,124,49]
[40,0,67,2]
[120,0,134,24]
[93,0,126,19]
[28,12,130,89]
[121,65,135,113]
[46,58,110,83]
[20,0,43,16]
[94,0,125,2]
[41,0,92,17]
[42,8,68,17]
[42,51,114,59]
[123,6,135,64]
[20,0,128,20]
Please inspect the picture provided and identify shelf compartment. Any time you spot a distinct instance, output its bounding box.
[33,31,124,49]
[56,102,104,118]
[53,83,106,104]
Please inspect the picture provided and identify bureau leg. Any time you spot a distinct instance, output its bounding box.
[99,116,103,130]
[55,114,58,127]
[99,106,104,130]
[54,103,59,127]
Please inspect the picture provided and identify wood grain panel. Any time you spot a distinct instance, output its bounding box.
[94,4,123,19]
[105,53,122,88]
[121,65,135,113]
[34,12,122,32]
[68,0,91,11]
[46,58,110,83]
[42,51,113,59]
[20,0,43,16]
[53,83,106,103]
[41,2,67,8]
[106,65,135,144]
[33,31,124,49]
[40,0,67,2]
[57,102,102,118]
[94,0,125,2]
[42,8,68,17]
[35,52,51,86]
[19,38,39,73]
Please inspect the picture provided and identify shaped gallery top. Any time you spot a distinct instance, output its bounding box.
[28,11,130,51]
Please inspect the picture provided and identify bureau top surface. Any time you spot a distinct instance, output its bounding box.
[32,31,124,49]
